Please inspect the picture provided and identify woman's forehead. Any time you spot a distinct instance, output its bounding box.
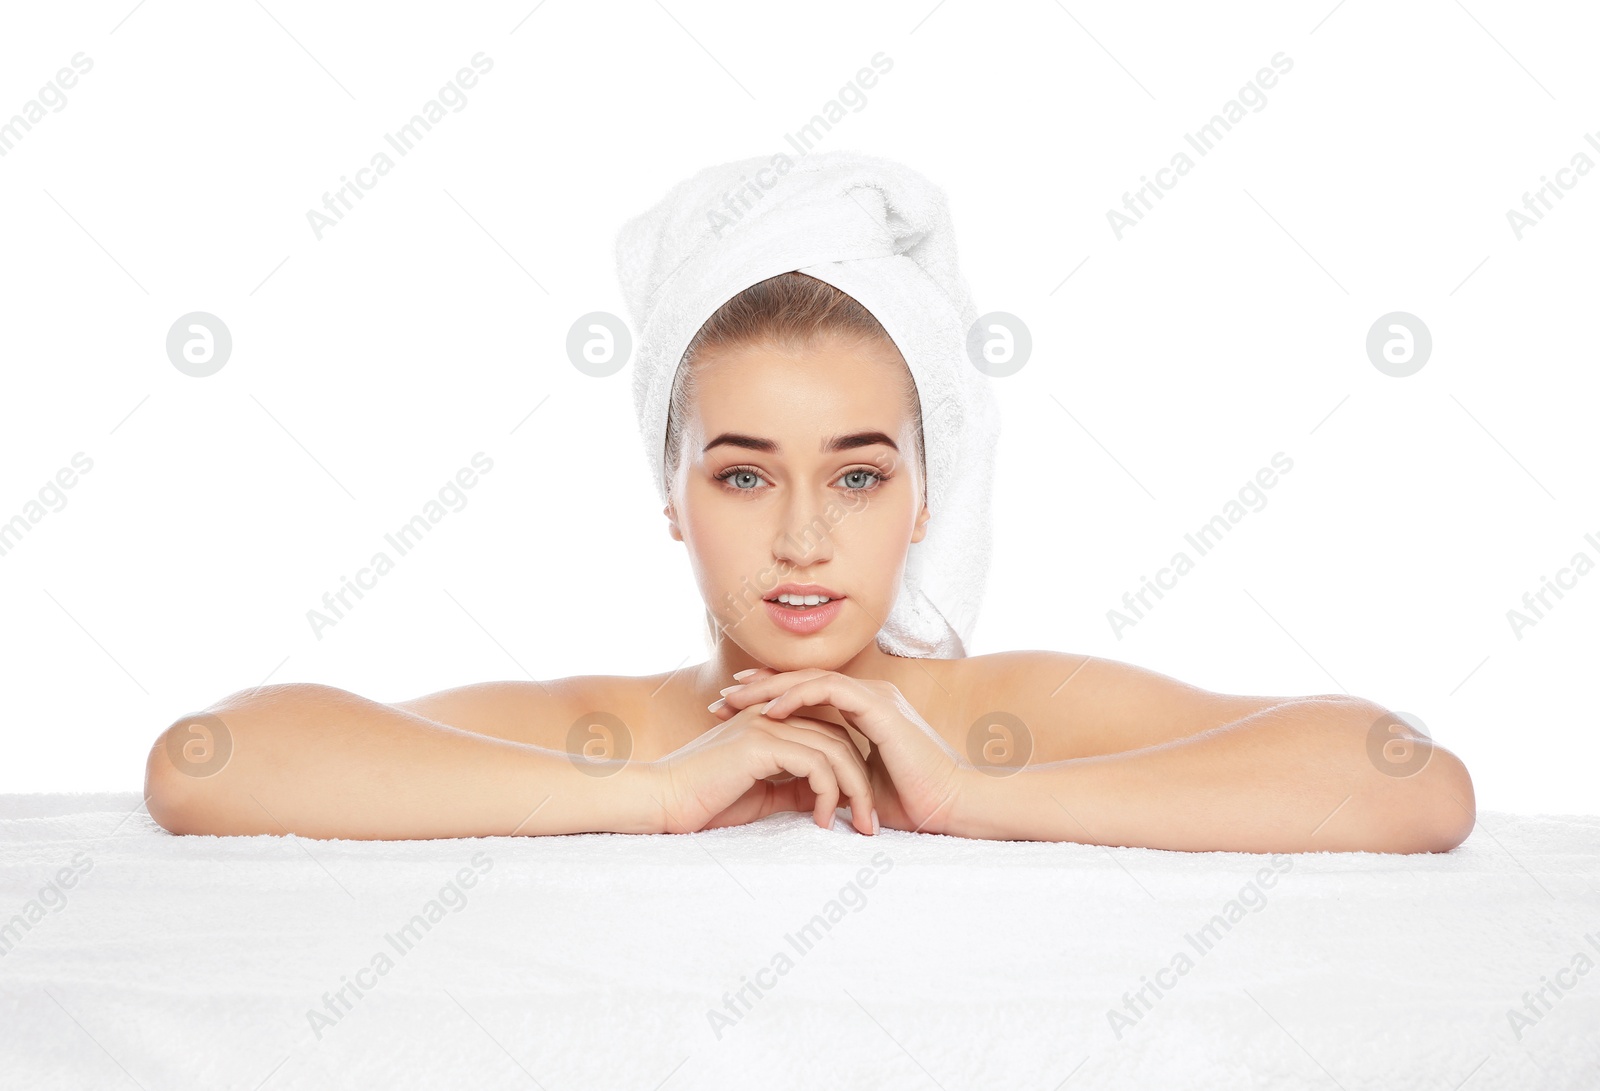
[690,340,911,420]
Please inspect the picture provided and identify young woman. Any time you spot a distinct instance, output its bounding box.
[145,273,1475,853]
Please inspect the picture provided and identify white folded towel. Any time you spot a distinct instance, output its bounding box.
[615,149,1003,658]
[8,793,1597,1088]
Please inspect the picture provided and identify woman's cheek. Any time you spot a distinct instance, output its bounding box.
[694,510,775,613]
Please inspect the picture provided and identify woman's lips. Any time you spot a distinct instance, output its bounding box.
[763,597,844,635]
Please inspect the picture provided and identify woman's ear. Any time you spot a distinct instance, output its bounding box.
[664,502,684,542]
[910,497,931,544]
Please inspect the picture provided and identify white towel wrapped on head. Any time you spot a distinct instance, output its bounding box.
[614,149,1002,658]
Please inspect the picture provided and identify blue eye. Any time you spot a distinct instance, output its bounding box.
[838,469,884,490]
[713,466,893,493]
[719,468,764,491]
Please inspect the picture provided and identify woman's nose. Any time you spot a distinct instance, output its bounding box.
[771,495,835,566]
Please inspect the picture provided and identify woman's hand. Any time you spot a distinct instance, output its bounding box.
[648,699,878,835]
[711,668,972,836]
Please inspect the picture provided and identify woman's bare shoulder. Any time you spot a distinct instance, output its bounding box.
[389,673,663,748]
[956,648,1286,703]
[949,649,1294,760]
[919,649,1095,710]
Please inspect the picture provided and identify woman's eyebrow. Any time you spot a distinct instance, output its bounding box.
[702,431,900,456]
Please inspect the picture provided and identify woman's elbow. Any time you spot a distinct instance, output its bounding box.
[144,709,239,835]
[1345,699,1475,853]
[145,727,199,834]
[1419,746,1476,852]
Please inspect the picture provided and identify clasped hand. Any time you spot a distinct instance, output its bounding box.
[652,667,973,837]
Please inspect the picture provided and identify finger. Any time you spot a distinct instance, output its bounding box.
[759,676,893,746]
[763,775,814,818]
[704,776,802,829]
[764,729,840,829]
[813,768,838,829]
[759,674,864,720]
[761,737,841,831]
[761,711,873,776]
[755,775,830,825]
[719,668,833,712]
[781,776,819,817]
[763,719,875,834]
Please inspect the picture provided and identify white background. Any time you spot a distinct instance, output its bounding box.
[0,1,1594,813]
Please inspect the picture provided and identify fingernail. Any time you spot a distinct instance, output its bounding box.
[718,685,743,696]
[707,698,725,712]
[732,668,760,680]
[871,808,880,835]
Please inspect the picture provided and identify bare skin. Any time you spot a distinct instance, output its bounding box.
[144,332,1476,852]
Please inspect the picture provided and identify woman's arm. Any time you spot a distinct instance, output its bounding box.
[144,682,663,839]
[718,658,1476,853]
[954,694,1476,853]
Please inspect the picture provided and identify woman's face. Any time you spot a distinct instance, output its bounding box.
[664,334,929,670]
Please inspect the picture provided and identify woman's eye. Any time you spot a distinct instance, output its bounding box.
[718,468,886,492]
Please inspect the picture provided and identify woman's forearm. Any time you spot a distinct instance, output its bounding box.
[954,697,1476,853]
[145,682,663,839]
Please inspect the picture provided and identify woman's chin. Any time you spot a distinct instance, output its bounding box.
[749,636,872,674]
